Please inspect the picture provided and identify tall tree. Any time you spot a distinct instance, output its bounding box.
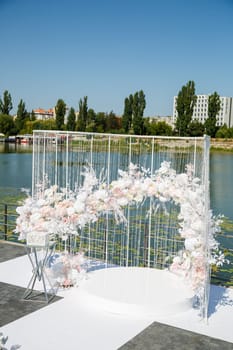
[95,112,106,133]
[66,107,76,131]
[122,94,133,133]
[86,108,96,132]
[15,99,28,132]
[106,111,121,132]
[0,114,16,136]
[132,90,146,135]
[30,110,36,121]
[76,96,88,131]
[204,92,221,137]
[55,99,66,130]
[0,90,13,115]
[175,81,197,136]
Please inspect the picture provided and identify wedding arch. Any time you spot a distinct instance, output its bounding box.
[27,131,220,319]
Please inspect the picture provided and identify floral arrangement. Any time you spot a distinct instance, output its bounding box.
[15,167,126,242]
[45,251,86,288]
[109,161,227,296]
[15,161,227,299]
[0,333,20,350]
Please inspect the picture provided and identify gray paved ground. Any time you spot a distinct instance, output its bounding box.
[0,241,62,327]
[0,281,62,327]
[0,241,26,262]
[119,321,233,350]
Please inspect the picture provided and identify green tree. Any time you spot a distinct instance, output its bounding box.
[132,90,146,135]
[144,119,173,136]
[215,124,232,138]
[204,92,221,137]
[24,120,34,134]
[0,90,13,115]
[15,99,28,133]
[0,114,16,136]
[31,119,57,131]
[187,120,205,136]
[30,110,36,121]
[175,81,197,136]
[76,96,88,131]
[95,112,106,133]
[106,111,121,133]
[122,94,133,133]
[86,108,96,132]
[55,99,66,130]
[66,107,76,131]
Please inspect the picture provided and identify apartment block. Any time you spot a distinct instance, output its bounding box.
[172,95,233,127]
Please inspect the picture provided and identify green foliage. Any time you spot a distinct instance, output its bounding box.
[86,108,96,132]
[122,95,133,133]
[30,110,36,121]
[145,119,173,136]
[32,119,57,130]
[204,92,221,137]
[215,124,233,138]
[122,91,146,135]
[0,114,16,136]
[132,90,146,135]
[66,107,76,131]
[95,112,106,133]
[187,120,205,136]
[175,80,197,136]
[15,99,29,133]
[105,111,121,133]
[55,99,66,130]
[0,90,13,115]
[76,96,88,131]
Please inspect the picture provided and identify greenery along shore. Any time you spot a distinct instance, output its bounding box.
[211,139,233,151]
[1,80,233,138]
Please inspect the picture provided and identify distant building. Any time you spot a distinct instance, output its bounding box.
[148,116,173,127]
[33,107,72,124]
[172,95,233,127]
[33,108,54,120]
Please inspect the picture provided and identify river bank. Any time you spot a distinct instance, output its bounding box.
[211,138,233,151]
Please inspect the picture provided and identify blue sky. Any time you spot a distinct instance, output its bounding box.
[0,0,233,116]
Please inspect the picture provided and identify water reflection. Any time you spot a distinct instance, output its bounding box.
[210,152,233,220]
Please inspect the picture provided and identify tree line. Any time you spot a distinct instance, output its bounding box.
[0,83,232,138]
[0,89,172,137]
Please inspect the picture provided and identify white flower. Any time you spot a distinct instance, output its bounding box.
[185,237,200,251]
[73,200,85,213]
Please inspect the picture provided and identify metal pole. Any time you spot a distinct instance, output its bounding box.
[4,204,7,240]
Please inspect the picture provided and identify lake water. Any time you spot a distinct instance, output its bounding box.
[0,142,232,221]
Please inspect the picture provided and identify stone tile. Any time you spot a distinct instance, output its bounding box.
[0,241,26,263]
[0,242,62,327]
[118,321,233,350]
[0,281,62,327]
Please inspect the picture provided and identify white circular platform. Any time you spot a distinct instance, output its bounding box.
[79,267,194,319]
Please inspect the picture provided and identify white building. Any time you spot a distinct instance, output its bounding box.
[33,107,72,124]
[148,116,173,127]
[173,95,233,127]
[33,108,54,120]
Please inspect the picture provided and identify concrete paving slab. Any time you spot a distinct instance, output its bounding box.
[0,281,62,327]
[0,241,62,327]
[0,241,26,262]
[119,321,233,350]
